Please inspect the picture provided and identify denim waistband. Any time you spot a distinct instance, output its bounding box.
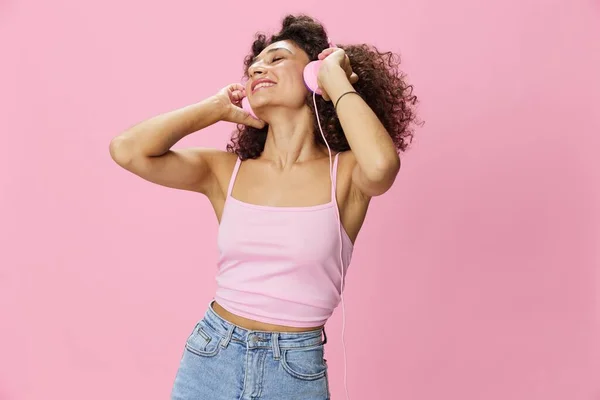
[202,300,327,351]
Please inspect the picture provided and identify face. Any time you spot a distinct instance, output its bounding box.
[246,40,311,112]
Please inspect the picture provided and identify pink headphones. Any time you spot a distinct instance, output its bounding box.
[241,39,336,119]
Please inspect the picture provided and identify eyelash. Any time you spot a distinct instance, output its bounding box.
[271,57,283,63]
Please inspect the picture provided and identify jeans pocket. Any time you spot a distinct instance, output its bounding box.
[280,344,328,381]
[184,320,222,358]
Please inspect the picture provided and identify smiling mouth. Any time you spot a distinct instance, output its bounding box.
[253,82,276,93]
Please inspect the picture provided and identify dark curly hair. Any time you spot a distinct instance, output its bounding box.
[226,14,420,160]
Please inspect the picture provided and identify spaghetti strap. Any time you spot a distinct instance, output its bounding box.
[226,157,242,197]
[331,153,341,201]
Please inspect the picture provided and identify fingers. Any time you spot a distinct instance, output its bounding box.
[233,105,266,129]
[318,47,337,60]
[228,82,245,92]
[231,89,245,104]
[319,50,358,84]
[342,54,359,84]
[224,83,247,106]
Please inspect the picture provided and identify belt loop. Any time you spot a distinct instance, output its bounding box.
[272,332,281,360]
[220,324,235,348]
[322,327,327,345]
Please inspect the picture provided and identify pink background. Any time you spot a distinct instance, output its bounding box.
[1,0,599,399]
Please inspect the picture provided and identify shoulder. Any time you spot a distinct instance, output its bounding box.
[335,151,371,203]
[179,147,238,179]
[203,150,240,190]
[179,148,237,197]
[334,151,356,184]
[174,147,233,165]
[203,149,238,173]
[187,147,234,162]
[337,150,356,168]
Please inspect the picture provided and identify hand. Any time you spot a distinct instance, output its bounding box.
[215,83,266,129]
[316,48,359,101]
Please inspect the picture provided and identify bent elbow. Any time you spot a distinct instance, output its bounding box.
[366,154,400,183]
[109,135,134,167]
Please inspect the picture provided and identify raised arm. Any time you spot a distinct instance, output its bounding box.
[108,84,264,194]
[319,50,401,198]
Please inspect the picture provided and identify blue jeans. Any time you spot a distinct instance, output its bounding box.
[171,301,330,400]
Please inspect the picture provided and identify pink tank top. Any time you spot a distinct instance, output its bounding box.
[214,153,354,328]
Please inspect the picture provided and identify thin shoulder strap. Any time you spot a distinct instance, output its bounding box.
[226,157,242,197]
[331,152,341,200]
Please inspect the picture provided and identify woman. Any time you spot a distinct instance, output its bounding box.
[109,14,418,400]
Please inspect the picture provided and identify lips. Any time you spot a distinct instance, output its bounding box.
[251,78,276,93]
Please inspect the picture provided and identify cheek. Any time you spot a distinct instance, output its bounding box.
[287,71,309,95]
[278,64,307,90]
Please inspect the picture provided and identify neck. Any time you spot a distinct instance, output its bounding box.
[260,107,326,169]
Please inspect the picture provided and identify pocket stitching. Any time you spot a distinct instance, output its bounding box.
[197,327,211,342]
[280,348,327,381]
[185,327,221,357]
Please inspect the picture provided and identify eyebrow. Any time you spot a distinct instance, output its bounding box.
[251,47,293,64]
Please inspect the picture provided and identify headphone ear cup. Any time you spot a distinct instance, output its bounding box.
[241,96,258,119]
[303,60,323,95]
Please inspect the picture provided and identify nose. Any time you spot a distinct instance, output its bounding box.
[249,64,266,78]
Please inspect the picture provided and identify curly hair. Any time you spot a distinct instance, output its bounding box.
[226,14,420,160]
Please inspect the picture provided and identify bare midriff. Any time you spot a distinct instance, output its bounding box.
[212,301,324,332]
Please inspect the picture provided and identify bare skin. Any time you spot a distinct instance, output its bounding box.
[195,149,367,332]
[211,302,323,332]
[109,40,400,333]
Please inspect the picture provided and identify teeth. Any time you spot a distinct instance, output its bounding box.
[255,82,275,90]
